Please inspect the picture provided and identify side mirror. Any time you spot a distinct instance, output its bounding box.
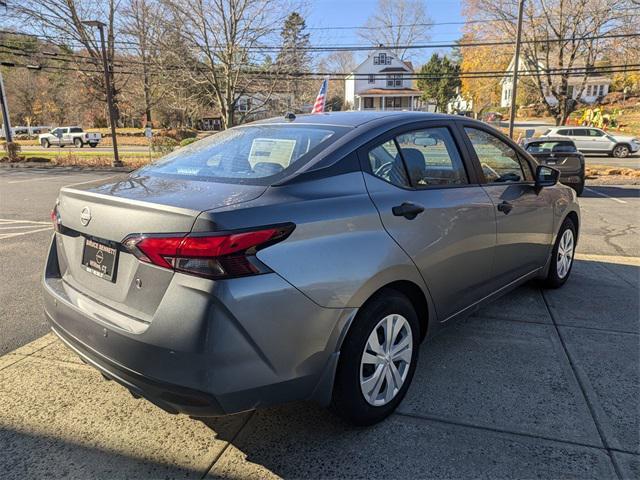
[535,165,560,190]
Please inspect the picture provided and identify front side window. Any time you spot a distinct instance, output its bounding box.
[465,127,530,183]
[396,127,468,186]
[587,129,604,137]
[572,129,588,136]
[368,139,409,188]
[140,125,344,184]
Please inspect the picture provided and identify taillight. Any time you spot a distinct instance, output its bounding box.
[50,205,61,232]
[122,224,294,279]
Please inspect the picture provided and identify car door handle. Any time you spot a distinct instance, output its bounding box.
[497,201,513,214]
[392,202,425,219]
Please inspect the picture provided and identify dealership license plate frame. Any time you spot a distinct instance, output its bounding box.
[81,236,119,283]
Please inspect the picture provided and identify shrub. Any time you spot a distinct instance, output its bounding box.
[179,137,198,147]
[150,136,178,154]
[160,128,198,141]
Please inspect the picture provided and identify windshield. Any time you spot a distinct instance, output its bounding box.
[140,124,346,184]
[526,141,576,154]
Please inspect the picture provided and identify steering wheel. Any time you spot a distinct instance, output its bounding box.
[374,161,393,178]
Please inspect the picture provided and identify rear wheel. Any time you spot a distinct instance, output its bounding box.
[331,289,419,425]
[74,138,83,148]
[543,217,576,289]
[612,144,630,158]
[89,143,98,148]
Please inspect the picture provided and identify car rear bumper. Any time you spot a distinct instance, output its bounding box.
[43,237,354,416]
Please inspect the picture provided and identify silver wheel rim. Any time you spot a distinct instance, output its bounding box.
[614,146,628,157]
[556,228,574,279]
[360,314,413,407]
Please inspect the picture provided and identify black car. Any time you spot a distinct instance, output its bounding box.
[523,137,585,196]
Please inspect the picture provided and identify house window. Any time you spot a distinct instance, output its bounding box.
[598,85,605,96]
[586,85,592,96]
[368,74,375,84]
[386,74,402,87]
[385,97,401,108]
[373,56,379,65]
[364,97,374,109]
[379,53,386,64]
[395,74,402,86]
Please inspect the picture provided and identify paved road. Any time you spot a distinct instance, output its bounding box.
[0,167,637,479]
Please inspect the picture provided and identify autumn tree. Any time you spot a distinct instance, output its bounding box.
[467,0,632,125]
[358,0,432,60]
[417,53,461,112]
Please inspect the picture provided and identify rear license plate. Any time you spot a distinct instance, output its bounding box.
[81,237,118,282]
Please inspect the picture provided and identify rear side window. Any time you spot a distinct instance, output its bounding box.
[525,141,576,153]
[70,127,83,133]
[140,125,345,184]
[572,129,588,136]
[556,129,571,135]
[465,127,531,183]
[395,127,468,186]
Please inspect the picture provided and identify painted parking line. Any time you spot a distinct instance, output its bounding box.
[6,176,67,184]
[584,187,627,204]
[0,219,52,240]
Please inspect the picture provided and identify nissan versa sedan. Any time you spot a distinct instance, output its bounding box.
[44,112,580,425]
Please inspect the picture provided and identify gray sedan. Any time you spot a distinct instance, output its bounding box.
[43,112,580,425]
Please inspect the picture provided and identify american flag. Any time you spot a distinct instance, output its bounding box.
[311,78,328,114]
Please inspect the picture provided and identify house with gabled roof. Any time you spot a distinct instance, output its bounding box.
[344,48,423,111]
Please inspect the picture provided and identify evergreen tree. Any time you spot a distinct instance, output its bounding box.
[277,12,311,110]
[417,54,461,113]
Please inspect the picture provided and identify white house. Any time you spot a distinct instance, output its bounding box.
[344,49,423,111]
[500,55,611,108]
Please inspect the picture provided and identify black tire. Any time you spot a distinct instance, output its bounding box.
[543,217,577,289]
[41,139,50,148]
[612,144,630,158]
[331,289,420,426]
[74,138,83,148]
[89,143,98,148]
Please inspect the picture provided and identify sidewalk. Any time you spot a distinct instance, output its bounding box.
[1,256,638,479]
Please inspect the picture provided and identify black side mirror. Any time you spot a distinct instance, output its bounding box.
[535,164,560,190]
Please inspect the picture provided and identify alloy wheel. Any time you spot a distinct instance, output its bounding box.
[360,314,413,406]
[613,145,629,158]
[556,229,574,279]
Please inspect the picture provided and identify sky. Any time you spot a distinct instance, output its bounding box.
[306,0,464,65]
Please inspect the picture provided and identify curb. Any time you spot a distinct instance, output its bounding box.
[1,162,134,173]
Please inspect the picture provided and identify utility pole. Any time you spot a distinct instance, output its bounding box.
[509,0,525,139]
[83,20,122,167]
[0,70,12,143]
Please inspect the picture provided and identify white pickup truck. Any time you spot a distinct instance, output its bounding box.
[39,127,101,148]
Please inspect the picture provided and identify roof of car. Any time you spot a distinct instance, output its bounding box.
[255,111,456,128]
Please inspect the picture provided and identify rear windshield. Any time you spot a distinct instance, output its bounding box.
[140,124,347,184]
[525,141,576,153]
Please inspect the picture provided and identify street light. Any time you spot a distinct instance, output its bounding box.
[82,20,122,167]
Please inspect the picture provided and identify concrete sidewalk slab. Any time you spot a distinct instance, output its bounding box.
[0,352,249,479]
[207,404,617,479]
[613,452,640,480]
[560,326,640,454]
[397,316,602,446]
[473,283,552,324]
[544,265,639,334]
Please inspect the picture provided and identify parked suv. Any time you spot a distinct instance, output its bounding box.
[39,127,101,148]
[541,127,639,158]
[44,112,580,425]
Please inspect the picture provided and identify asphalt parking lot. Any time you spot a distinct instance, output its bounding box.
[0,167,638,479]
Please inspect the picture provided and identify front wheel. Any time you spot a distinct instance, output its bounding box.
[331,289,420,425]
[41,139,50,148]
[74,138,83,148]
[543,217,577,289]
[612,144,630,158]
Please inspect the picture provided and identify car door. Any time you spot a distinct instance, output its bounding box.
[61,128,72,145]
[569,128,591,151]
[586,128,612,151]
[49,128,61,146]
[361,123,496,321]
[460,124,554,287]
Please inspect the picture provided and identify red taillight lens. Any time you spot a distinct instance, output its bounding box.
[50,205,61,232]
[123,224,294,279]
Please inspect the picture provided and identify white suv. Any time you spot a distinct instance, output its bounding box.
[541,127,639,158]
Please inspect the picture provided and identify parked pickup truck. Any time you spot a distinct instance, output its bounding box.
[39,127,101,148]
